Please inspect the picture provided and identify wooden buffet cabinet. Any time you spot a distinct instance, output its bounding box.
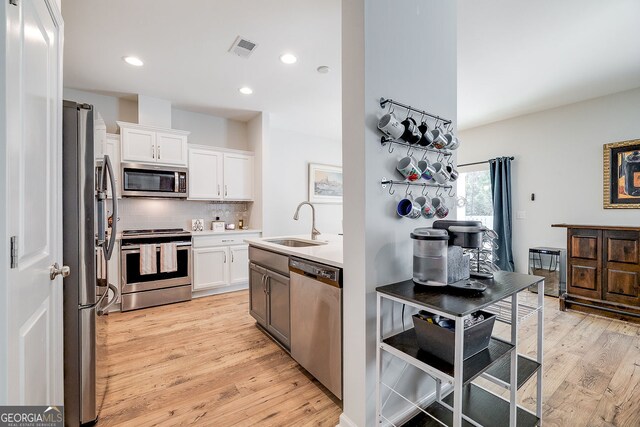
[553,224,640,321]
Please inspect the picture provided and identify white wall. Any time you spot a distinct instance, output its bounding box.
[261,128,342,237]
[172,108,249,150]
[247,113,268,230]
[62,88,249,150]
[63,88,137,133]
[341,1,457,426]
[458,88,640,273]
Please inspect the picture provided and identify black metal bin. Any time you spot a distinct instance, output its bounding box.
[412,310,496,364]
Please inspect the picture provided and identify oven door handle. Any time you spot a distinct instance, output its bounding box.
[121,243,192,253]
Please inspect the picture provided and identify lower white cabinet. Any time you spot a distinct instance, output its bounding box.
[191,232,260,293]
[193,246,230,291]
[229,245,249,284]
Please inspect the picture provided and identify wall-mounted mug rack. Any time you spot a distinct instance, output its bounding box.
[380,136,453,157]
[381,177,454,197]
[379,98,453,126]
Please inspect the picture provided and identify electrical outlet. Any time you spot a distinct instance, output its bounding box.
[516,211,526,220]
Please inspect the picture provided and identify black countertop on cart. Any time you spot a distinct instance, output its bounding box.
[376,271,545,317]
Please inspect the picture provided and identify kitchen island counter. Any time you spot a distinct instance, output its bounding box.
[244,234,343,268]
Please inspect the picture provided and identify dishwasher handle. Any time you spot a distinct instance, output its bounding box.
[290,257,341,287]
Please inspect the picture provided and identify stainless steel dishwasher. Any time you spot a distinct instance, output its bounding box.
[289,257,342,400]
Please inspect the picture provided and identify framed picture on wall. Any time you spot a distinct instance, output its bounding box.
[309,163,343,204]
[603,139,640,209]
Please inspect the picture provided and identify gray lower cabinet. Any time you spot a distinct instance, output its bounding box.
[249,263,268,327]
[265,269,290,348]
[248,249,290,349]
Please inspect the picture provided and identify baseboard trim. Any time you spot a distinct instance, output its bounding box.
[337,413,358,427]
[192,283,248,299]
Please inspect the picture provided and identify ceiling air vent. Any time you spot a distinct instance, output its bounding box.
[229,36,258,58]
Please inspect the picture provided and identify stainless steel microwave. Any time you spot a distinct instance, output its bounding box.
[121,163,188,198]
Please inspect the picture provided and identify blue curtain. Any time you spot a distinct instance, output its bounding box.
[489,157,514,272]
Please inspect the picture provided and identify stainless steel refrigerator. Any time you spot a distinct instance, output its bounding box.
[62,101,119,426]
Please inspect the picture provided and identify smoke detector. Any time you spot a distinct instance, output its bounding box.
[229,36,258,58]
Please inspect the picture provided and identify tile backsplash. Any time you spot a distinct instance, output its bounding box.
[112,199,252,231]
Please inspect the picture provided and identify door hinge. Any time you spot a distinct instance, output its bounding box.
[10,236,18,268]
[9,0,18,6]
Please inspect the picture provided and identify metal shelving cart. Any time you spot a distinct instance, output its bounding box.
[376,271,545,426]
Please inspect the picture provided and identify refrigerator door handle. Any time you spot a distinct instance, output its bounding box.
[102,155,118,261]
[97,283,119,315]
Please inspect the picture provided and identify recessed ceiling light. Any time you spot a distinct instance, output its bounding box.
[123,56,144,67]
[317,65,330,74]
[239,87,253,95]
[280,53,298,64]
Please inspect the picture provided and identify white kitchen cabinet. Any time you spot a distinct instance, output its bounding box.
[118,122,189,166]
[188,148,223,200]
[223,153,254,200]
[229,245,249,285]
[191,232,260,295]
[193,247,230,291]
[156,131,188,166]
[121,126,156,163]
[104,134,121,199]
[186,146,254,201]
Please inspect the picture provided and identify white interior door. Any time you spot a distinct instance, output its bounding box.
[3,0,64,405]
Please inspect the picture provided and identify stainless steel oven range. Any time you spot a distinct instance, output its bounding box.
[120,228,192,311]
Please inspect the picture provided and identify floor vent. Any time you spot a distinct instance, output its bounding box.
[229,36,258,58]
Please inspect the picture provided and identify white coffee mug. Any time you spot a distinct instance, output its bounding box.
[431,162,451,184]
[397,156,421,182]
[431,197,449,218]
[397,197,421,219]
[415,196,436,219]
[378,113,405,140]
[430,128,448,150]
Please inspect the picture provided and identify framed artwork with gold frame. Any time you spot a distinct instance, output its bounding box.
[603,139,640,209]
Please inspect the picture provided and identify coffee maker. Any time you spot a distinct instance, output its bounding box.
[433,220,499,279]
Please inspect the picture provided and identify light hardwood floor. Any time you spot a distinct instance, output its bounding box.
[99,291,341,427]
[99,290,640,427]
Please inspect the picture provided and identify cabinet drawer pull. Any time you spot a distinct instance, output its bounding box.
[152,145,155,159]
[157,145,161,159]
[222,239,234,242]
[231,252,235,262]
[225,185,228,197]
[223,252,227,263]
[217,184,220,196]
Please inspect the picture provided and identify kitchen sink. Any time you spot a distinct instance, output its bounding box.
[265,238,327,248]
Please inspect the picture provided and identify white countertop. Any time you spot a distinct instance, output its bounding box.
[191,229,262,237]
[244,234,343,268]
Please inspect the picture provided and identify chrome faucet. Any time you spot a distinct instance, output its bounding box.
[293,201,321,240]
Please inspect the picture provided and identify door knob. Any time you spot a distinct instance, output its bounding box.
[50,263,70,280]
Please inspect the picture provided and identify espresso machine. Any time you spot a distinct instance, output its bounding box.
[433,220,499,280]
[412,220,498,292]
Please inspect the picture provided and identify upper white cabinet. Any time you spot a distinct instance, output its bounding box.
[104,134,122,199]
[188,146,254,201]
[223,153,254,200]
[156,131,188,165]
[188,148,223,200]
[118,122,189,166]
